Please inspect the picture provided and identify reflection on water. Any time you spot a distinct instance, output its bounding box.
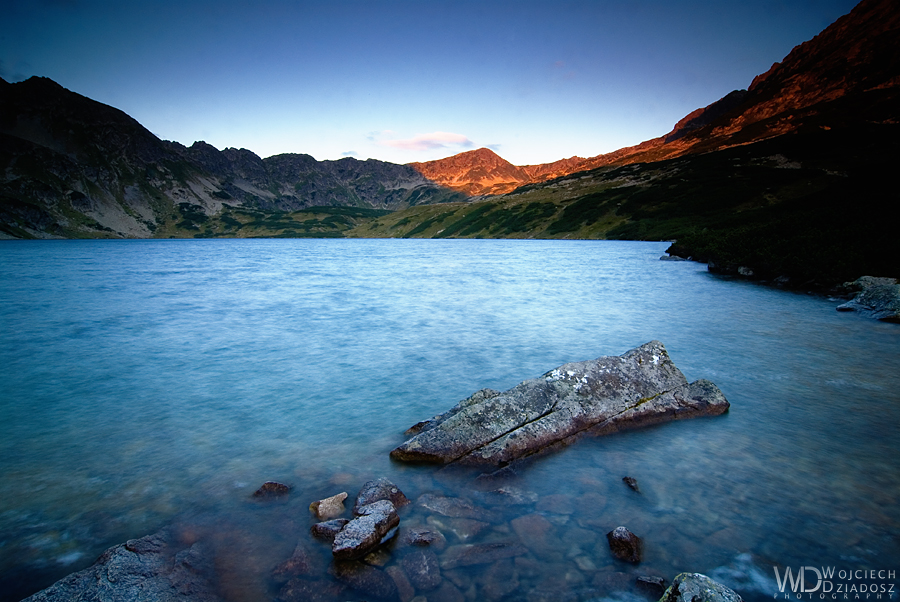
[0,239,898,601]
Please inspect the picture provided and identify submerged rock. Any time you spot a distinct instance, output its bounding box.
[391,341,729,466]
[332,500,400,560]
[659,572,744,602]
[607,526,643,563]
[22,532,221,602]
[836,276,900,322]
[329,560,398,600]
[401,548,442,591]
[252,481,291,498]
[272,542,314,581]
[622,476,641,493]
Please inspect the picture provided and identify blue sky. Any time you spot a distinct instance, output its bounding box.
[2,0,858,165]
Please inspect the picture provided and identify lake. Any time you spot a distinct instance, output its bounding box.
[1,239,898,602]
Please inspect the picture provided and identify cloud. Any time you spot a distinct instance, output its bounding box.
[341,150,358,157]
[377,131,474,152]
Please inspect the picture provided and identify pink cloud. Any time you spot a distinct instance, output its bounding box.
[378,131,474,151]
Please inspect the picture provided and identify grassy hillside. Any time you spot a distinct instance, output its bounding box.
[346,124,898,286]
[155,205,390,239]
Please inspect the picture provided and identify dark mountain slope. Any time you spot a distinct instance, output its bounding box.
[0,78,462,239]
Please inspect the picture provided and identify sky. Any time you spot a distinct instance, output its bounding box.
[1,0,859,166]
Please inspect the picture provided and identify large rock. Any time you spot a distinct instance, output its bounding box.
[836,276,900,322]
[22,532,221,602]
[391,341,729,466]
[332,500,400,560]
[659,573,743,602]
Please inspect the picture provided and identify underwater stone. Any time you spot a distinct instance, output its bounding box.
[252,481,291,498]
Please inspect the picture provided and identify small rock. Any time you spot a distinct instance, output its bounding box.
[353,478,410,514]
[607,526,642,563]
[333,500,400,560]
[636,574,667,596]
[474,487,538,506]
[329,560,398,600]
[404,527,447,550]
[592,571,635,591]
[309,491,348,520]
[426,516,488,542]
[429,581,466,602]
[482,558,520,600]
[252,481,291,498]
[418,493,500,522]
[310,519,349,541]
[440,542,529,570]
[510,513,556,554]
[278,576,346,602]
[536,493,575,514]
[622,476,641,493]
[401,548,442,591]
[659,572,743,602]
[386,565,416,602]
[272,542,313,581]
[363,548,392,567]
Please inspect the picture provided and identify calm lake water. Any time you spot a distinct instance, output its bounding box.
[1,239,898,602]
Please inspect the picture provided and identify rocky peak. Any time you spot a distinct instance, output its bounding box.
[409,147,534,196]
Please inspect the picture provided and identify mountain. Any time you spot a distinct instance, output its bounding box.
[411,0,899,193]
[0,78,463,239]
[351,0,900,285]
[1,0,898,286]
[409,148,588,196]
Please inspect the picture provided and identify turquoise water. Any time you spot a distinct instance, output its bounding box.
[1,239,898,601]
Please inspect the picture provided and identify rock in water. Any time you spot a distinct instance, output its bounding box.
[252,481,291,498]
[390,341,728,466]
[836,276,900,322]
[353,478,411,514]
[659,573,744,602]
[332,500,400,560]
[607,526,643,563]
[22,532,221,601]
[310,491,348,520]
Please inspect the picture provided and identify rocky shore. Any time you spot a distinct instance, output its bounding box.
[24,477,748,602]
[23,342,745,602]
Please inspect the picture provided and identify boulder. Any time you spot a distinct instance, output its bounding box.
[309,491,348,520]
[391,341,728,466]
[353,478,410,514]
[607,526,642,563]
[332,500,400,560]
[659,573,744,602]
[836,276,900,322]
[22,532,221,602]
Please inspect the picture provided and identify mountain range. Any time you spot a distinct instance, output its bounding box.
[1,0,898,283]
